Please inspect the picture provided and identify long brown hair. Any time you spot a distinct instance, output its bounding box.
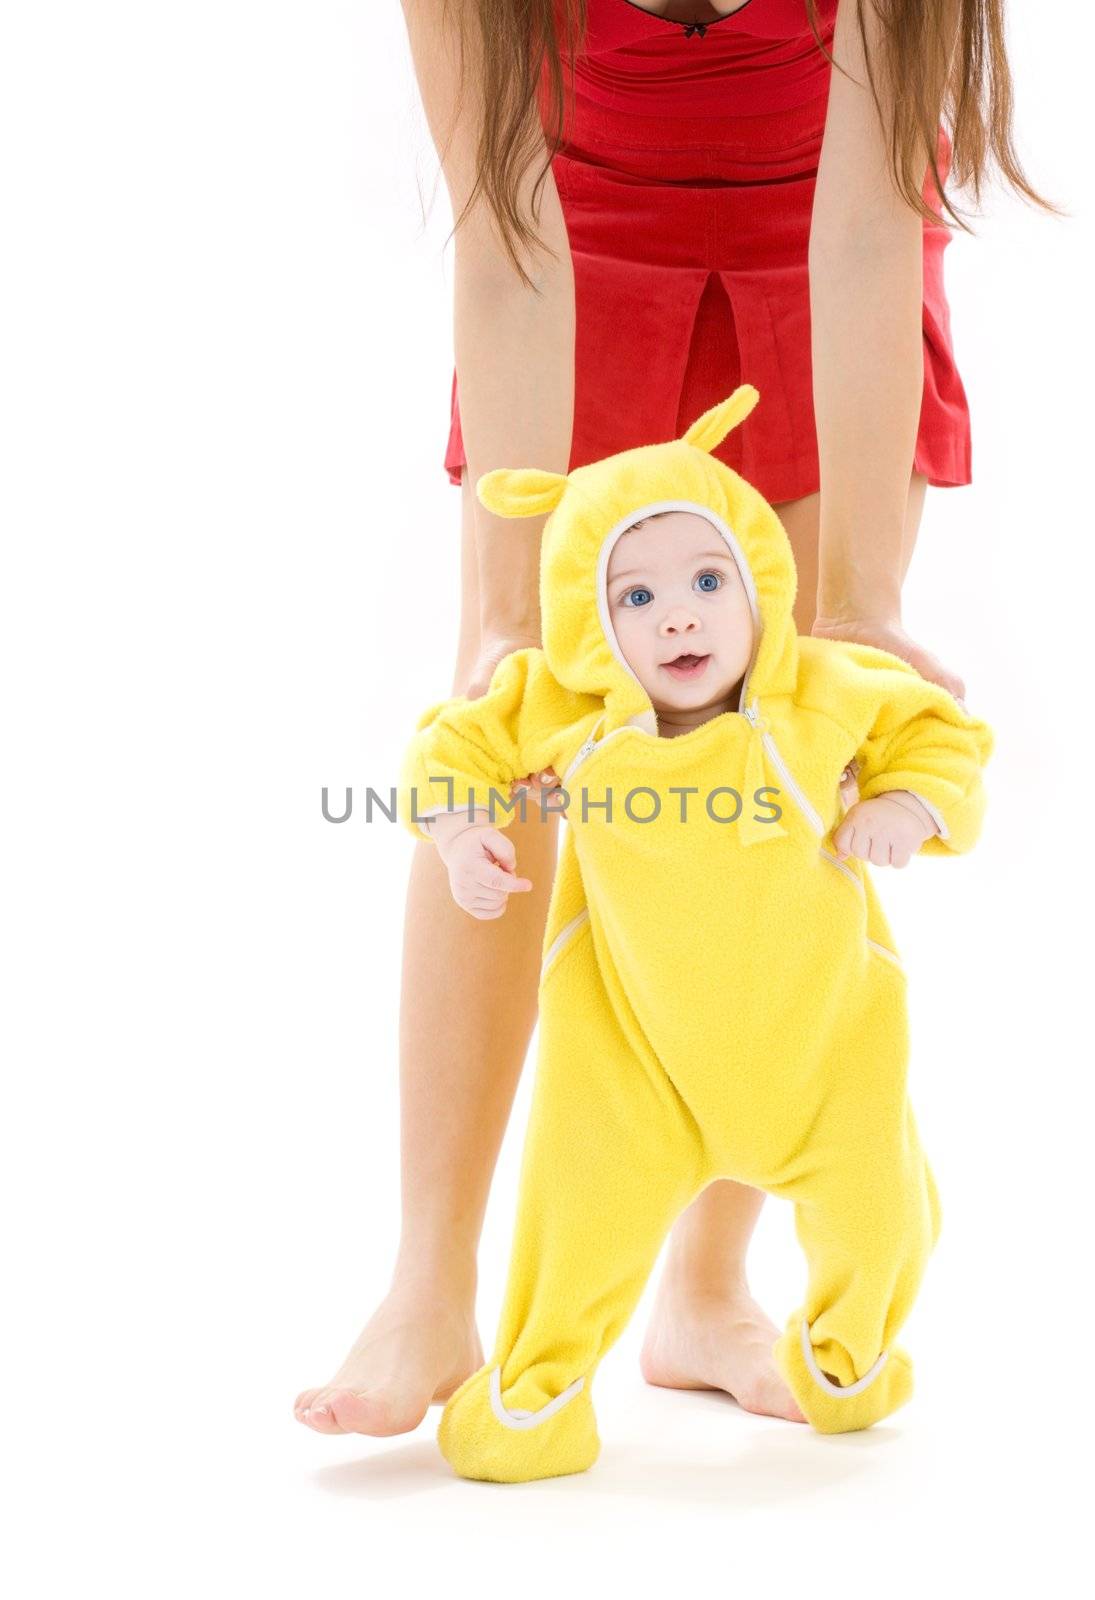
[433,0,1063,293]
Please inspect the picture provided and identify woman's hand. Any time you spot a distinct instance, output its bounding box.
[462,632,543,701]
[811,615,967,706]
[510,767,562,807]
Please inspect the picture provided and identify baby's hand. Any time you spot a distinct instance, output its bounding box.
[438,822,533,919]
[831,790,938,869]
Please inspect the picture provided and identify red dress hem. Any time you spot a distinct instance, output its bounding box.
[442,12,973,504]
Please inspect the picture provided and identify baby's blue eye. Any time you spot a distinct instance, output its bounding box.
[623,587,653,608]
[695,571,722,593]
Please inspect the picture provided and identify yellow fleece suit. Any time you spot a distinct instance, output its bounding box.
[397,386,994,1481]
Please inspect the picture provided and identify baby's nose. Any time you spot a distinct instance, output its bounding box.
[659,607,701,634]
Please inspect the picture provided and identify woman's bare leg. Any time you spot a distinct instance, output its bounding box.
[294,467,561,1435]
[640,471,929,1421]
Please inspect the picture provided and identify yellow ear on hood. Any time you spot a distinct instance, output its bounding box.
[476,468,569,519]
[681,383,760,454]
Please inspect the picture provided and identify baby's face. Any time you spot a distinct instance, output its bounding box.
[605,511,755,718]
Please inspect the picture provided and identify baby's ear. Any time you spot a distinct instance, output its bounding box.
[681,384,759,453]
[476,468,568,519]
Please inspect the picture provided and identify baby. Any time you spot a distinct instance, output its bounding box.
[398,386,994,1482]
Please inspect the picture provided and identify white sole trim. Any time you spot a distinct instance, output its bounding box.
[488,1365,586,1430]
[801,1316,889,1398]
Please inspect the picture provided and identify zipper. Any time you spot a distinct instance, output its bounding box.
[743,701,902,964]
[742,698,907,966]
[561,737,595,785]
[742,699,826,836]
[562,741,596,784]
[560,717,607,787]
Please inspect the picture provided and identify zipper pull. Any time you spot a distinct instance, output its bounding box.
[562,716,606,785]
[581,713,607,757]
[570,732,597,768]
[743,699,764,732]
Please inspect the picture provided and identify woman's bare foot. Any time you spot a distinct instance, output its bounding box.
[640,1279,807,1423]
[294,1273,484,1437]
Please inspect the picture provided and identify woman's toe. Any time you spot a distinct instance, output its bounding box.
[293,1387,321,1420]
[299,1389,347,1433]
[326,1386,428,1437]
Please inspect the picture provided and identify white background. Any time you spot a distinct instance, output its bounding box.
[3,3,1093,1595]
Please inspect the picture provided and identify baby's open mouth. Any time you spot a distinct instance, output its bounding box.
[661,652,710,681]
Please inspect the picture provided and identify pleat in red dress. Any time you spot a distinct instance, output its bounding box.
[443,0,971,503]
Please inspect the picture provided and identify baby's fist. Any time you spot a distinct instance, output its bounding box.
[439,823,533,919]
[831,790,938,869]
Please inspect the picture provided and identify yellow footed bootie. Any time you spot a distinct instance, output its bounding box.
[437,1362,600,1484]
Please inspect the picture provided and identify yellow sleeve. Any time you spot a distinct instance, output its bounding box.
[397,648,601,844]
[836,645,996,857]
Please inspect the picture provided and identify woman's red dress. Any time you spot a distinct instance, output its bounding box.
[443,0,972,503]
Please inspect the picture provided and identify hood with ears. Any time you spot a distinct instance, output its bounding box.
[475,386,801,743]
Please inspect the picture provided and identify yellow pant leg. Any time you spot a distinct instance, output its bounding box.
[770,958,944,1434]
[438,915,707,1483]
